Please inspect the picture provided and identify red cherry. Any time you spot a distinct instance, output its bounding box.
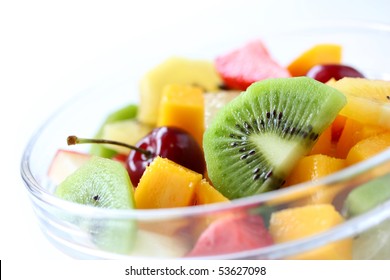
[306,64,364,83]
[66,127,206,188]
[126,126,205,187]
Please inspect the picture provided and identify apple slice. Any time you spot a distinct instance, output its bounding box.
[48,149,91,185]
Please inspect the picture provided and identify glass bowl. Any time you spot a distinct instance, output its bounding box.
[21,21,390,260]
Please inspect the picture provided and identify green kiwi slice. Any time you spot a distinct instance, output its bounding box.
[55,156,136,253]
[203,77,347,199]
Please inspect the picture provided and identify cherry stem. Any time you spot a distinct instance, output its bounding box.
[67,135,152,157]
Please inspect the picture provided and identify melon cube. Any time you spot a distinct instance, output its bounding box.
[344,173,390,217]
[343,174,390,260]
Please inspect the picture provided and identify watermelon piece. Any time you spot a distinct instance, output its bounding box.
[186,214,273,257]
[215,40,291,91]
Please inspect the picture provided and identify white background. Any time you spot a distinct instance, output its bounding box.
[1,0,390,260]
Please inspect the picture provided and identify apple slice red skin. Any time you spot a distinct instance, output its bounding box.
[48,149,92,185]
[48,149,126,185]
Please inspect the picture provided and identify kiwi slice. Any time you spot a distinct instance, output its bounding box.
[203,77,346,199]
[90,104,138,158]
[55,156,136,253]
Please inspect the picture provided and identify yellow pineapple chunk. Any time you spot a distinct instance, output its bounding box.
[330,78,390,128]
[135,156,202,209]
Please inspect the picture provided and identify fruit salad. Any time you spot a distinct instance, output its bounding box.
[48,39,390,259]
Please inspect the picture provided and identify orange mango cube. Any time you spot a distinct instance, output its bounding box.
[269,204,352,259]
[346,132,390,166]
[331,114,347,142]
[285,154,345,187]
[157,84,205,145]
[309,125,333,156]
[287,44,342,77]
[194,179,229,205]
[135,156,202,209]
[336,118,388,158]
[284,154,346,205]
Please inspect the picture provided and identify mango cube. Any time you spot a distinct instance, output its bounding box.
[308,125,333,156]
[287,44,342,77]
[286,154,345,185]
[336,118,388,158]
[346,132,390,166]
[269,204,352,259]
[138,57,222,125]
[331,114,347,142]
[284,154,346,205]
[194,179,229,205]
[135,156,202,209]
[157,84,205,145]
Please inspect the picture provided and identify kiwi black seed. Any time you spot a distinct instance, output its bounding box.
[203,77,347,200]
